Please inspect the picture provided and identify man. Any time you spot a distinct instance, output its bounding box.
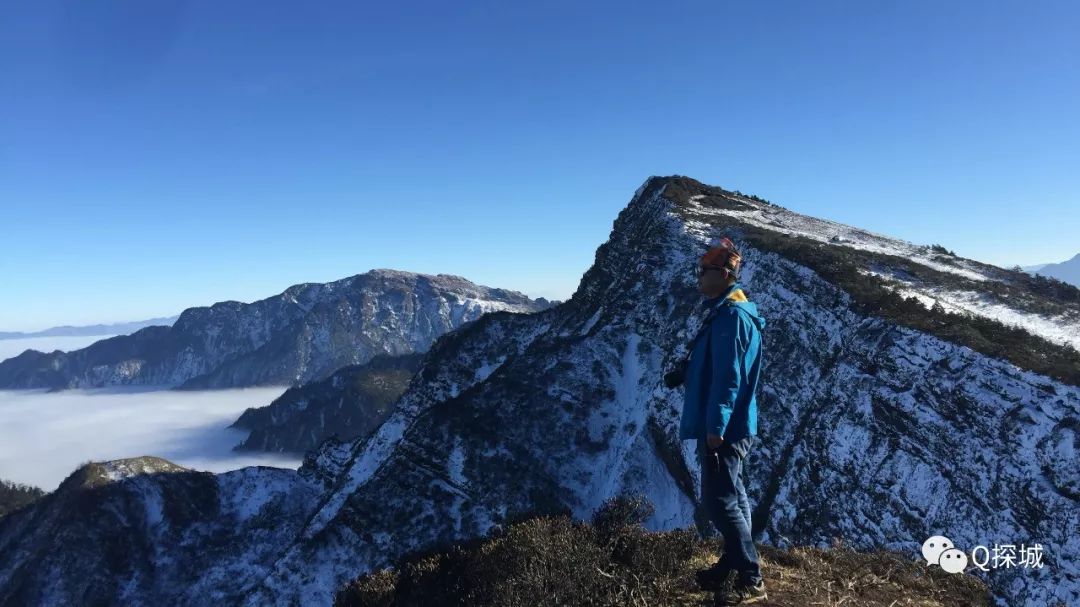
[673,237,767,605]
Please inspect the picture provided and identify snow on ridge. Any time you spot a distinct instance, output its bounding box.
[217,467,319,522]
[446,437,467,487]
[555,332,660,521]
[862,269,1080,350]
[299,409,410,540]
[681,189,1080,353]
[457,297,537,315]
[580,308,603,335]
[686,194,995,283]
[100,457,189,481]
[473,355,506,383]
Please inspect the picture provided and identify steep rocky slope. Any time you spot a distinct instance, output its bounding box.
[0,177,1075,607]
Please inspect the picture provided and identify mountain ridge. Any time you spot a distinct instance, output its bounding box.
[1034,253,1080,289]
[0,269,551,390]
[0,315,180,341]
[0,176,1074,606]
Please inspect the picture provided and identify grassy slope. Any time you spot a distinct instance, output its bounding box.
[334,496,990,607]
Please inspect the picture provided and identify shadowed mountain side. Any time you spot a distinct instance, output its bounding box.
[231,353,425,453]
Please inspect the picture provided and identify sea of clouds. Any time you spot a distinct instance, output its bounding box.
[0,386,301,490]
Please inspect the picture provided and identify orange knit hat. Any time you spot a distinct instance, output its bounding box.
[699,237,742,278]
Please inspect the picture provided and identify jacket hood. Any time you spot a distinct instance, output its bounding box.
[732,300,766,331]
[703,282,767,331]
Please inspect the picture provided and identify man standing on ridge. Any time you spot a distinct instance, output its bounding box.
[667,237,767,605]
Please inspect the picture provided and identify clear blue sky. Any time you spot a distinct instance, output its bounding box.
[2,1,1077,332]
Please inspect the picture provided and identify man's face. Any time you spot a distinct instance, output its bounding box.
[697,265,733,296]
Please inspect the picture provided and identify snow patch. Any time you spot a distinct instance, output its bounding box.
[687,194,994,283]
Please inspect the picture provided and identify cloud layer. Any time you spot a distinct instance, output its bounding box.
[0,386,301,490]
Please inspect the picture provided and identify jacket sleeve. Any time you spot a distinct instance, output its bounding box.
[705,309,743,437]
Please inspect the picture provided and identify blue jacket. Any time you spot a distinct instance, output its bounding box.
[678,282,766,442]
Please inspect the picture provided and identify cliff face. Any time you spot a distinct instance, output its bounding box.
[0,177,1075,607]
[0,270,550,390]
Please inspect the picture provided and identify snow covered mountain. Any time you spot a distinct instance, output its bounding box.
[230,352,424,453]
[0,270,551,390]
[0,177,1076,607]
[1035,253,1080,289]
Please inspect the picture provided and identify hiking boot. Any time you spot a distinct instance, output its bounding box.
[716,579,767,606]
[694,563,735,591]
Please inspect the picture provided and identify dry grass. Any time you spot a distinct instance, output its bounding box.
[334,496,990,607]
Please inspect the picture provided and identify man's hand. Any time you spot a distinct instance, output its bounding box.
[707,433,724,451]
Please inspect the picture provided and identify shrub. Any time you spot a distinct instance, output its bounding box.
[0,479,46,519]
[335,495,991,606]
[335,495,697,607]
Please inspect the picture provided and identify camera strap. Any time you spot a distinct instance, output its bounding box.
[674,282,750,370]
[678,285,756,362]
[680,298,728,367]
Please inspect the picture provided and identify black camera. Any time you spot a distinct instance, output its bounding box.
[663,359,688,389]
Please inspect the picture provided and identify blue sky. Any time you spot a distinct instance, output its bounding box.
[2,1,1077,332]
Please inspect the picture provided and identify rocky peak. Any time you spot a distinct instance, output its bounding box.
[0,177,1075,606]
[56,457,190,492]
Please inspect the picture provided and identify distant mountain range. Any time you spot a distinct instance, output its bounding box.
[1030,253,1080,288]
[0,316,179,340]
[0,270,553,390]
[1,177,1075,606]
